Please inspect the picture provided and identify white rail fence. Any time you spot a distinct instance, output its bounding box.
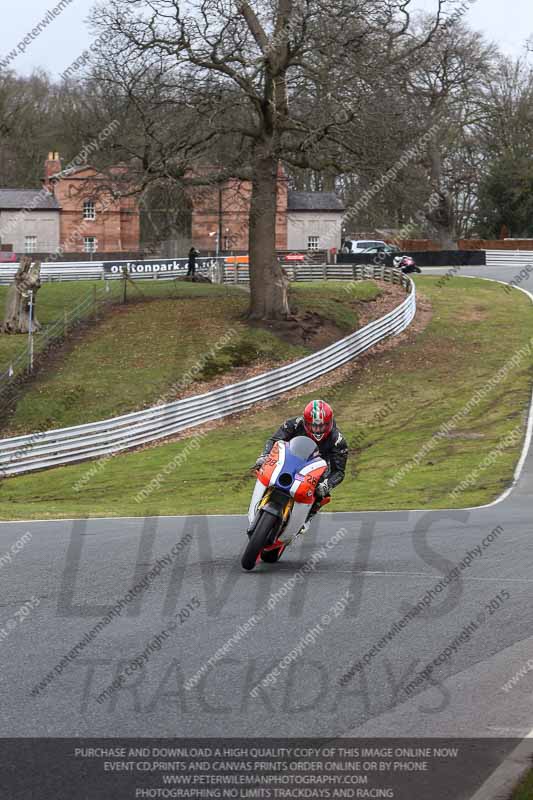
[0,249,531,286]
[1,260,408,285]
[0,261,215,285]
[0,268,416,477]
[485,251,533,270]
[0,263,103,285]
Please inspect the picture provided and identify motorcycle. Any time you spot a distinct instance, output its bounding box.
[393,255,422,274]
[242,436,330,571]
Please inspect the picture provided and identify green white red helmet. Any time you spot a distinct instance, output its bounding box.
[303,399,334,443]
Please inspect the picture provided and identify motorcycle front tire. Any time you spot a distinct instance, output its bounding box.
[261,544,285,563]
[241,511,278,571]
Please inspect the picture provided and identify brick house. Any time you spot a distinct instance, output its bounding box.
[190,167,343,254]
[190,166,289,252]
[43,153,140,255]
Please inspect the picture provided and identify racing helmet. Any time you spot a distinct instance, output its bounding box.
[303,399,334,443]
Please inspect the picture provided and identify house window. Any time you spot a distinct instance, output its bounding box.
[83,200,96,220]
[308,235,320,251]
[84,236,98,253]
[24,236,37,253]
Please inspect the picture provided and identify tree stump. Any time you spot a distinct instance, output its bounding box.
[1,257,42,334]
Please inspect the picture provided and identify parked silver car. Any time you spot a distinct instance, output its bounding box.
[341,239,388,254]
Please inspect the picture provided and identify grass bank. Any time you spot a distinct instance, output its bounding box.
[1,277,532,520]
[510,766,533,800]
[1,279,381,434]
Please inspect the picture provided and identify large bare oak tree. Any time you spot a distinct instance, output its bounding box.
[91,0,448,319]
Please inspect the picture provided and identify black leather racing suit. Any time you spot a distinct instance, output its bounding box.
[261,416,349,492]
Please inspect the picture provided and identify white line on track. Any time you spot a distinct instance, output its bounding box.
[360,571,533,582]
[461,279,533,509]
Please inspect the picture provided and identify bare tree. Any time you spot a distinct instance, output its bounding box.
[401,17,495,246]
[89,0,448,318]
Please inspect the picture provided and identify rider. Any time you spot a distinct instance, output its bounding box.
[253,399,349,531]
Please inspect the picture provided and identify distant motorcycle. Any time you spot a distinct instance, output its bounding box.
[242,437,330,571]
[394,255,421,274]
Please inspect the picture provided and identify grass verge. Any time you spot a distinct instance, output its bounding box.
[0,277,532,520]
[510,766,533,800]
[1,280,380,434]
[0,279,206,379]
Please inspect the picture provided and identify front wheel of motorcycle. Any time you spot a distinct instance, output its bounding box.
[261,544,285,563]
[241,512,278,571]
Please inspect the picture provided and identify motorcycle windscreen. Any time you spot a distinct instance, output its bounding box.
[288,436,319,460]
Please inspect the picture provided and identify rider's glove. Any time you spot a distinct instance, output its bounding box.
[315,479,330,499]
[253,456,266,471]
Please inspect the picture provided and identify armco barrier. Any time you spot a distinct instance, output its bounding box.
[222,263,410,283]
[0,263,103,285]
[0,267,416,476]
[337,251,486,267]
[485,251,533,270]
[0,258,226,285]
[0,255,468,285]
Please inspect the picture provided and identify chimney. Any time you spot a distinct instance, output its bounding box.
[43,152,62,190]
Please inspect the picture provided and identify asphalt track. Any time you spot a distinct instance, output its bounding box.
[0,265,532,797]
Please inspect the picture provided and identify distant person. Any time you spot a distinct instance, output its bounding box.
[187,247,200,278]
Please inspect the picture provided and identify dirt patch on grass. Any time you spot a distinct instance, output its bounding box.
[354,282,412,328]
[252,311,342,350]
[455,305,489,322]
[443,431,485,439]
[251,280,408,351]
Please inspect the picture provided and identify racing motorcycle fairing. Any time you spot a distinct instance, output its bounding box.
[248,437,328,544]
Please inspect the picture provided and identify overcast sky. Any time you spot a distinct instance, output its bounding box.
[1,0,532,78]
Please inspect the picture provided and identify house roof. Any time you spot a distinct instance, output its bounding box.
[288,191,345,212]
[49,164,96,181]
[0,189,61,211]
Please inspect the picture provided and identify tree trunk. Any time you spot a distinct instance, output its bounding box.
[428,197,458,250]
[427,137,458,250]
[2,257,42,334]
[248,150,290,320]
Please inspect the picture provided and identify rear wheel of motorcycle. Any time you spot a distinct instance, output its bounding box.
[241,512,278,571]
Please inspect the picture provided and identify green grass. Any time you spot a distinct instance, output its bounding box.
[289,280,382,331]
[0,278,249,368]
[0,277,532,520]
[0,280,99,369]
[0,278,207,375]
[511,766,533,800]
[0,279,378,434]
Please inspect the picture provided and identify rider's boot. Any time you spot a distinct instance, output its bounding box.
[297,502,320,537]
